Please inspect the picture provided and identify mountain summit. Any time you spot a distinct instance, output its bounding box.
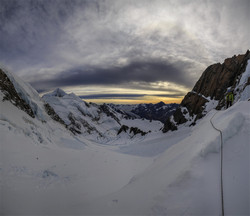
[47,88,67,97]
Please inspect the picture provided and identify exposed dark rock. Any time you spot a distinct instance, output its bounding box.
[129,127,148,136]
[44,103,66,126]
[0,69,35,118]
[79,118,102,136]
[173,108,188,125]
[67,112,102,136]
[99,104,121,125]
[194,51,250,110]
[163,50,250,133]
[162,119,177,133]
[180,92,209,118]
[117,125,149,136]
[67,112,82,135]
[117,125,129,135]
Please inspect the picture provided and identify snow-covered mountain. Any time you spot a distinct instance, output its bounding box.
[109,102,179,123]
[42,88,162,142]
[1,51,250,215]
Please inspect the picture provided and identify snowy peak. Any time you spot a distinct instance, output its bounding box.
[0,67,159,143]
[163,50,250,132]
[42,90,158,140]
[47,88,67,97]
[43,90,104,136]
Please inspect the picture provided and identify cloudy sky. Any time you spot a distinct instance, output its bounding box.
[0,0,249,104]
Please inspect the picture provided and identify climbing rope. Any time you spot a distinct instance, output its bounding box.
[210,112,225,216]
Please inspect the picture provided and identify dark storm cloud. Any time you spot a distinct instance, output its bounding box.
[152,94,183,98]
[0,0,249,98]
[0,0,92,65]
[29,59,193,91]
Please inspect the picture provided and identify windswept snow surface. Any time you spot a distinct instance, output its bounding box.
[1,98,249,214]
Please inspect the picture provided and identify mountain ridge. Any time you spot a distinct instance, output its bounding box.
[109,102,179,123]
[163,50,250,132]
[0,68,163,144]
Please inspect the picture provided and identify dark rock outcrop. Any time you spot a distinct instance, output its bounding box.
[117,125,129,135]
[67,112,82,135]
[44,103,66,126]
[0,69,35,118]
[67,112,102,136]
[99,104,121,125]
[163,50,250,133]
[117,125,149,136]
[129,127,148,136]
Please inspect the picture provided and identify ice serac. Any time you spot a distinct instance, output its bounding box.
[163,50,250,132]
[0,68,51,121]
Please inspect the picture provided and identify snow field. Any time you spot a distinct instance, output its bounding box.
[1,122,154,215]
[1,98,249,215]
[83,101,250,215]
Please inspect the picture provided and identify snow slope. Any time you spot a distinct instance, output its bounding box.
[1,97,249,215]
[81,101,250,215]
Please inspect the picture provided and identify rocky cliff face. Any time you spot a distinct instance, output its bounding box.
[0,69,35,118]
[163,50,250,132]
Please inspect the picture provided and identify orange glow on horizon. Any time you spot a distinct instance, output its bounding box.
[84,97,183,105]
[56,83,188,105]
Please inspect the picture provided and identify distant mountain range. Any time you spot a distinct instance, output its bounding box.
[109,102,179,123]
